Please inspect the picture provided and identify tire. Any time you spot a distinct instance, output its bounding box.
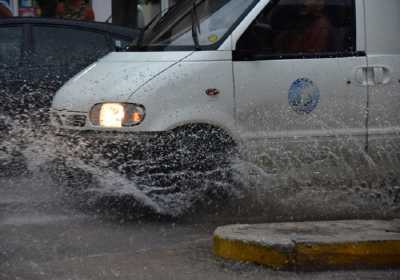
[48,125,239,216]
[173,125,237,172]
[140,125,238,199]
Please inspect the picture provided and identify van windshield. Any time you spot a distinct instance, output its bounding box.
[139,0,257,50]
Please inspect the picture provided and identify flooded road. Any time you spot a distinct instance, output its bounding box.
[1,123,400,279]
[1,171,400,280]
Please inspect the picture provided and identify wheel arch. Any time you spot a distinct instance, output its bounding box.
[168,122,239,147]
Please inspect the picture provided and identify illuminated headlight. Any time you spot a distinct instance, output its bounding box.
[90,103,145,128]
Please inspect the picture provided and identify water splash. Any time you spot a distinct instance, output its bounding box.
[0,118,399,219]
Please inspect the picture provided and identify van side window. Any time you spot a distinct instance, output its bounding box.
[237,0,355,56]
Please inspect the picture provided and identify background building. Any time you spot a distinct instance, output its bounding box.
[0,0,17,16]
[4,0,177,28]
[93,0,177,28]
[4,0,47,17]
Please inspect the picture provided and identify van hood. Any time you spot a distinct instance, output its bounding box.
[52,51,193,112]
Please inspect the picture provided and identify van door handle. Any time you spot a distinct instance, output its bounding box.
[355,66,374,86]
[373,66,391,85]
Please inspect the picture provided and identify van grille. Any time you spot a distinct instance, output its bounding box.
[65,114,87,127]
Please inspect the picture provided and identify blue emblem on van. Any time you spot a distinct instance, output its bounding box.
[288,78,320,114]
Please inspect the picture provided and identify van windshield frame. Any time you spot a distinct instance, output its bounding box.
[137,0,259,51]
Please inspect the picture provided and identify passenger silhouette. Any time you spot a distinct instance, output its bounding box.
[274,0,334,53]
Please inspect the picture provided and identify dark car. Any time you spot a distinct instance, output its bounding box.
[0,17,138,128]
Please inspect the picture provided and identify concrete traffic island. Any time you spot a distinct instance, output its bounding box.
[213,220,400,270]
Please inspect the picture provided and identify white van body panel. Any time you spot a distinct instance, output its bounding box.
[363,0,400,55]
[124,51,237,136]
[52,51,238,139]
[52,52,194,112]
[233,57,368,141]
[364,0,400,140]
[231,0,368,146]
[50,0,399,157]
[231,0,270,48]
[218,34,233,51]
[355,0,366,52]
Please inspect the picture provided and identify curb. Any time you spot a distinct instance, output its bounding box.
[213,220,400,270]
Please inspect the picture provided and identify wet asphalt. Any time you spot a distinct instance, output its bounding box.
[1,171,400,280]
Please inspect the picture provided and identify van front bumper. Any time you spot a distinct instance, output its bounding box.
[53,128,176,175]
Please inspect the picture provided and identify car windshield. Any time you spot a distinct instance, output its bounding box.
[140,0,257,50]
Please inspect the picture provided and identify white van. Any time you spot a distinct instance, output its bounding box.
[51,0,400,189]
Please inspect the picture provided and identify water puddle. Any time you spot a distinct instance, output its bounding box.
[0,118,399,219]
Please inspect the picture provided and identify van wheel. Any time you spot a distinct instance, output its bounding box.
[174,125,236,171]
[143,125,238,198]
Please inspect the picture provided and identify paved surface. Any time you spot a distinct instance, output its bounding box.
[214,220,400,270]
[1,173,400,279]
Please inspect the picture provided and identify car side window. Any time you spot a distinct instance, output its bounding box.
[0,26,23,67]
[237,0,355,56]
[31,26,110,67]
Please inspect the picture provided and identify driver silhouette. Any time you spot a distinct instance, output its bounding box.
[274,0,334,53]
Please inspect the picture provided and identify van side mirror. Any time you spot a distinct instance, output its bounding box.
[253,22,272,33]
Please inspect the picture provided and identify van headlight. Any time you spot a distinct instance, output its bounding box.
[90,103,145,128]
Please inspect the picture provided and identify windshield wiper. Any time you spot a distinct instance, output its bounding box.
[191,0,201,50]
[128,3,178,51]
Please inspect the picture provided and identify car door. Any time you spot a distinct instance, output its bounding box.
[24,24,112,114]
[232,0,368,163]
[0,24,26,119]
[29,24,112,84]
[364,0,400,151]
